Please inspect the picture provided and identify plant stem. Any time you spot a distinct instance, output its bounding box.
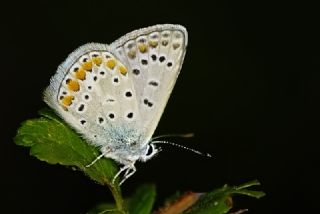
[108,184,127,214]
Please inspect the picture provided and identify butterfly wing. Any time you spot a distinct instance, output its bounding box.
[44,43,142,148]
[44,24,188,167]
[110,24,188,141]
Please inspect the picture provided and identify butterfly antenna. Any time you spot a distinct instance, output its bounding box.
[151,133,195,141]
[152,140,212,157]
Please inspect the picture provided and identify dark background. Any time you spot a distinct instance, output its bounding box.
[2,1,319,213]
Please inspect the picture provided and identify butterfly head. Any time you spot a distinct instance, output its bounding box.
[140,142,159,162]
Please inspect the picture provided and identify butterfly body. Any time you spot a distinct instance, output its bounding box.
[44,24,188,184]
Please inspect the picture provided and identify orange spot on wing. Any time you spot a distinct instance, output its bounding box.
[75,68,86,80]
[106,59,116,70]
[138,44,148,53]
[61,95,74,106]
[149,40,158,48]
[92,57,102,66]
[82,60,93,71]
[119,65,127,75]
[67,79,80,91]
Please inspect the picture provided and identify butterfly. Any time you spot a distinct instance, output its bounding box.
[44,24,188,185]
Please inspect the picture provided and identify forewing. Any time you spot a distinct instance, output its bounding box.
[44,43,141,146]
[110,24,188,140]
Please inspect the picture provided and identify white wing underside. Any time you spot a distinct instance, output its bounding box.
[110,24,188,140]
[43,24,187,148]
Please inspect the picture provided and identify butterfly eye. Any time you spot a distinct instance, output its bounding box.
[146,144,153,156]
[144,144,158,161]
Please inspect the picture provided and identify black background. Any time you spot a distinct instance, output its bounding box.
[2,1,319,213]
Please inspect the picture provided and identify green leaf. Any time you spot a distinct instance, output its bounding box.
[127,184,156,214]
[89,184,156,214]
[14,108,125,212]
[87,203,120,214]
[185,180,265,214]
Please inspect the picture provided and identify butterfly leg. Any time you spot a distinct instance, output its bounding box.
[112,164,136,185]
[112,165,130,184]
[86,147,112,167]
[119,165,136,186]
[86,152,106,167]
